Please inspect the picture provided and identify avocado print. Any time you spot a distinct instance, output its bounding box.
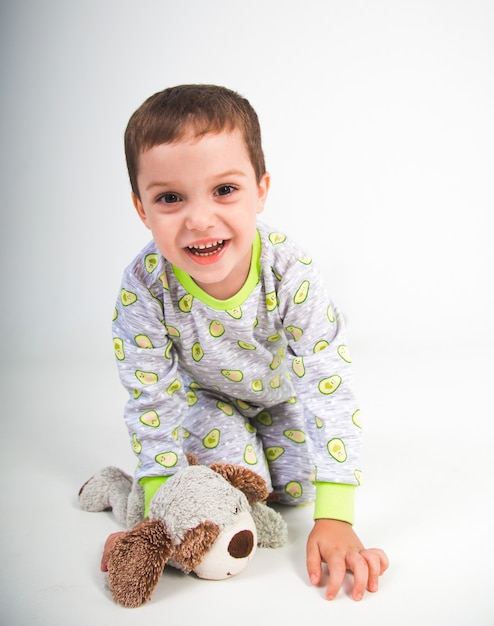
[178,293,194,313]
[203,428,220,449]
[158,272,169,290]
[221,369,244,382]
[286,325,303,341]
[186,390,198,406]
[354,469,363,485]
[155,451,178,468]
[227,306,242,319]
[251,379,264,392]
[284,429,306,443]
[238,340,256,350]
[144,253,159,274]
[314,340,329,353]
[133,389,143,400]
[318,374,342,395]
[292,356,305,378]
[298,254,312,265]
[209,320,225,337]
[217,401,234,416]
[164,340,173,359]
[267,332,281,343]
[271,267,282,281]
[270,374,281,389]
[135,334,153,349]
[139,410,160,428]
[166,379,182,395]
[270,354,281,370]
[337,344,352,363]
[245,422,257,434]
[113,337,125,361]
[121,288,137,306]
[166,325,181,338]
[256,410,272,426]
[244,444,257,465]
[112,308,118,321]
[266,291,277,311]
[236,399,251,410]
[294,280,309,305]
[265,446,285,462]
[285,481,303,498]
[268,232,286,245]
[135,370,158,385]
[327,305,335,323]
[191,342,204,362]
[327,438,347,463]
[352,409,362,428]
[315,415,324,429]
[132,433,142,454]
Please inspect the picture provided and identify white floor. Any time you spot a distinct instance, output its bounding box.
[1,345,492,626]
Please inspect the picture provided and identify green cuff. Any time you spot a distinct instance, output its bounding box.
[139,476,169,516]
[313,482,356,525]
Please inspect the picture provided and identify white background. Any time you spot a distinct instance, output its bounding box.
[1,1,493,624]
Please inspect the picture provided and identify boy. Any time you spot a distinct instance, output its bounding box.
[107,84,388,600]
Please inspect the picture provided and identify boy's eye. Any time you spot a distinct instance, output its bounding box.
[215,185,236,197]
[158,193,181,204]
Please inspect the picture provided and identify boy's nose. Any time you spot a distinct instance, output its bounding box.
[184,202,216,232]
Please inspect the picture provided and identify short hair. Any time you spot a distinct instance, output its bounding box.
[124,84,266,197]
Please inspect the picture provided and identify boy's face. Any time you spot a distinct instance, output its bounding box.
[133,128,269,300]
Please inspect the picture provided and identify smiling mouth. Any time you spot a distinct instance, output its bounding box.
[187,240,226,257]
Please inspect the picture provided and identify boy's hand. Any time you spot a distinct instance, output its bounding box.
[100,531,125,571]
[306,519,389,601]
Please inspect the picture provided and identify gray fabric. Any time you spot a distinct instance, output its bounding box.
[113,222,362,504]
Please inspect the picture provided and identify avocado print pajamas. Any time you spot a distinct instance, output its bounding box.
[113,221,362,511]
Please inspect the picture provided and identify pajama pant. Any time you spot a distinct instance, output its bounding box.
[180,373,316,505]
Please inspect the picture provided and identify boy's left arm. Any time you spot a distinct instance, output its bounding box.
[276,253,388,599]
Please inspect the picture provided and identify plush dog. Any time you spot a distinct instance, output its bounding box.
[79,459,288,607]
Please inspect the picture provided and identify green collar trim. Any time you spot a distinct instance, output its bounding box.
[172,229,261,311]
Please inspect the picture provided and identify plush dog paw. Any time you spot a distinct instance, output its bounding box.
[79,466,133,524]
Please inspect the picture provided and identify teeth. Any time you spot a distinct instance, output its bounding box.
[188,240,224,250]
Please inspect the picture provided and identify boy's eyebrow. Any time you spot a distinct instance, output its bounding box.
[145,170,248,191]
[213,169,248,180]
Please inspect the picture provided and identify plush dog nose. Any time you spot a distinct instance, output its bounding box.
[228,530,254,558]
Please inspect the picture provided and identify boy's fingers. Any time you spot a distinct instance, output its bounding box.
[345,551,369,600]
[306,542,323,585]
[325,554,347,600]
[358,548,389,593]
[363,552,380,592]
[100,532,124,572]
[378,549,390,574]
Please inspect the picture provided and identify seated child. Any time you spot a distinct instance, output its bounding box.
[107,84,388,601]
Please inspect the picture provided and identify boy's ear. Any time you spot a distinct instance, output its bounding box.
[132,193,150,229]
[257,172,270,215]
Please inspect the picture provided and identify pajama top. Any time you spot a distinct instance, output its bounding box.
[112,221,363,521]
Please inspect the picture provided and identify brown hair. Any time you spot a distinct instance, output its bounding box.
[124,84,266,197]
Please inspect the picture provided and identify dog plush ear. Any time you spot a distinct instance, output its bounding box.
[172,521,221,571]
[209,463,269,504]
[107,518,173,608]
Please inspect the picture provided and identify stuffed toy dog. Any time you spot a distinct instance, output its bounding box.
[79,458,288,607]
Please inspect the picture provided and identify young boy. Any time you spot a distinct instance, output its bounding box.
[107,84,388,600]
